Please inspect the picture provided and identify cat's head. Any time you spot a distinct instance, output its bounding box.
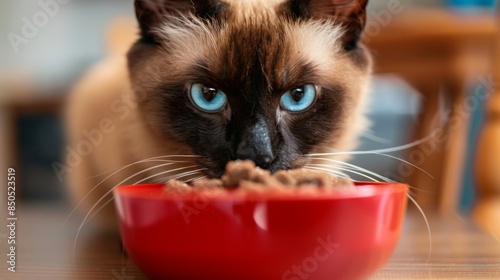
[128,0,371,178]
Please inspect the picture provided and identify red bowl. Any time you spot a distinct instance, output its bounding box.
[114,182,408,280]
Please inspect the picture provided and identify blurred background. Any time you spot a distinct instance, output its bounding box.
[0,0,498,214]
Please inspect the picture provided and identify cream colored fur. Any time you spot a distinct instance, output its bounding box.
[66,5,370,230]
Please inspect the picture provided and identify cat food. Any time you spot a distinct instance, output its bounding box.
[165,160,354,195]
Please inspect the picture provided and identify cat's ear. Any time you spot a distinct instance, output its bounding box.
[289,0,369,50]
[134,0,226,42]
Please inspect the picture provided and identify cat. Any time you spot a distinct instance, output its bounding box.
[66,0,371,230]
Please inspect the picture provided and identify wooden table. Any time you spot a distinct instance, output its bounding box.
[1,202,499,279]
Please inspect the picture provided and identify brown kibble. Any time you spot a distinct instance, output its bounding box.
[166,179,189,189]
[331,176,355,189]
[239,180,268,191]
[293,170,335,187]
[222,160,273,187]
[191,179,224,189]
[273,170,298,186]
[165,179,193,195]
[165,161,354,195]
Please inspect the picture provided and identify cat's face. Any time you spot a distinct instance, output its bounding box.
[128,0,371,178]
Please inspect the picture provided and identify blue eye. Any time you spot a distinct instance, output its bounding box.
[280,85,317,112]
[189,83,227,113]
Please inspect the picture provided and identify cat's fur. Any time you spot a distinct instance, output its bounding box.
[66,0,371,229]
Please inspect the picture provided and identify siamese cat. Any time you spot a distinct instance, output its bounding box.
[66,0,371,229]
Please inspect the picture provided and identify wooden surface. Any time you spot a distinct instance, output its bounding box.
[0,202,499,279]
[365,9,497,214]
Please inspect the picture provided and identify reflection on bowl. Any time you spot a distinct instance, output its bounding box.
[114,182,408,280]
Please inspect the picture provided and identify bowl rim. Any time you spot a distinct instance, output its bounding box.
[113,182,409,202]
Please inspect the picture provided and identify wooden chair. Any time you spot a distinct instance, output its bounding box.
[474,7,500,236]
[365,8,498,229]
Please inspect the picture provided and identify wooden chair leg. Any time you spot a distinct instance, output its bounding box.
[473,14,500,236]
[406,81,446,213]
[439,78,470,213]
[474,90,500,236]
[407,78,470,214]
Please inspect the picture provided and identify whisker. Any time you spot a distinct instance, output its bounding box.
[305,164,379,182]
[308,159,432,193]
[186,175,208,183]
[309,132,436,156]
[309,158,391,182]
[155,168,208,183]
[85,196,115,228]
[304,164,350,177]
[308,150,433,179]
[305,163,371,177]
[310,161,432,260]
[60,156,201,231]
[360,133,391,144]
[85,166,204,225]
[131,166,202,185]
[174,169,208,179]
[61,161,182,231]
[73,164,200,261]
[141,165,204,183]
[81,155,200,183]
[303,166,350,179]
[371,152,434,179]
[407,193,432,262]
[304,163,354,175]
[82,159,199,182]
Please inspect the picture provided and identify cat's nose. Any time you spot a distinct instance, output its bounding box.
[235,118,275,169]
[236,144,274,168]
